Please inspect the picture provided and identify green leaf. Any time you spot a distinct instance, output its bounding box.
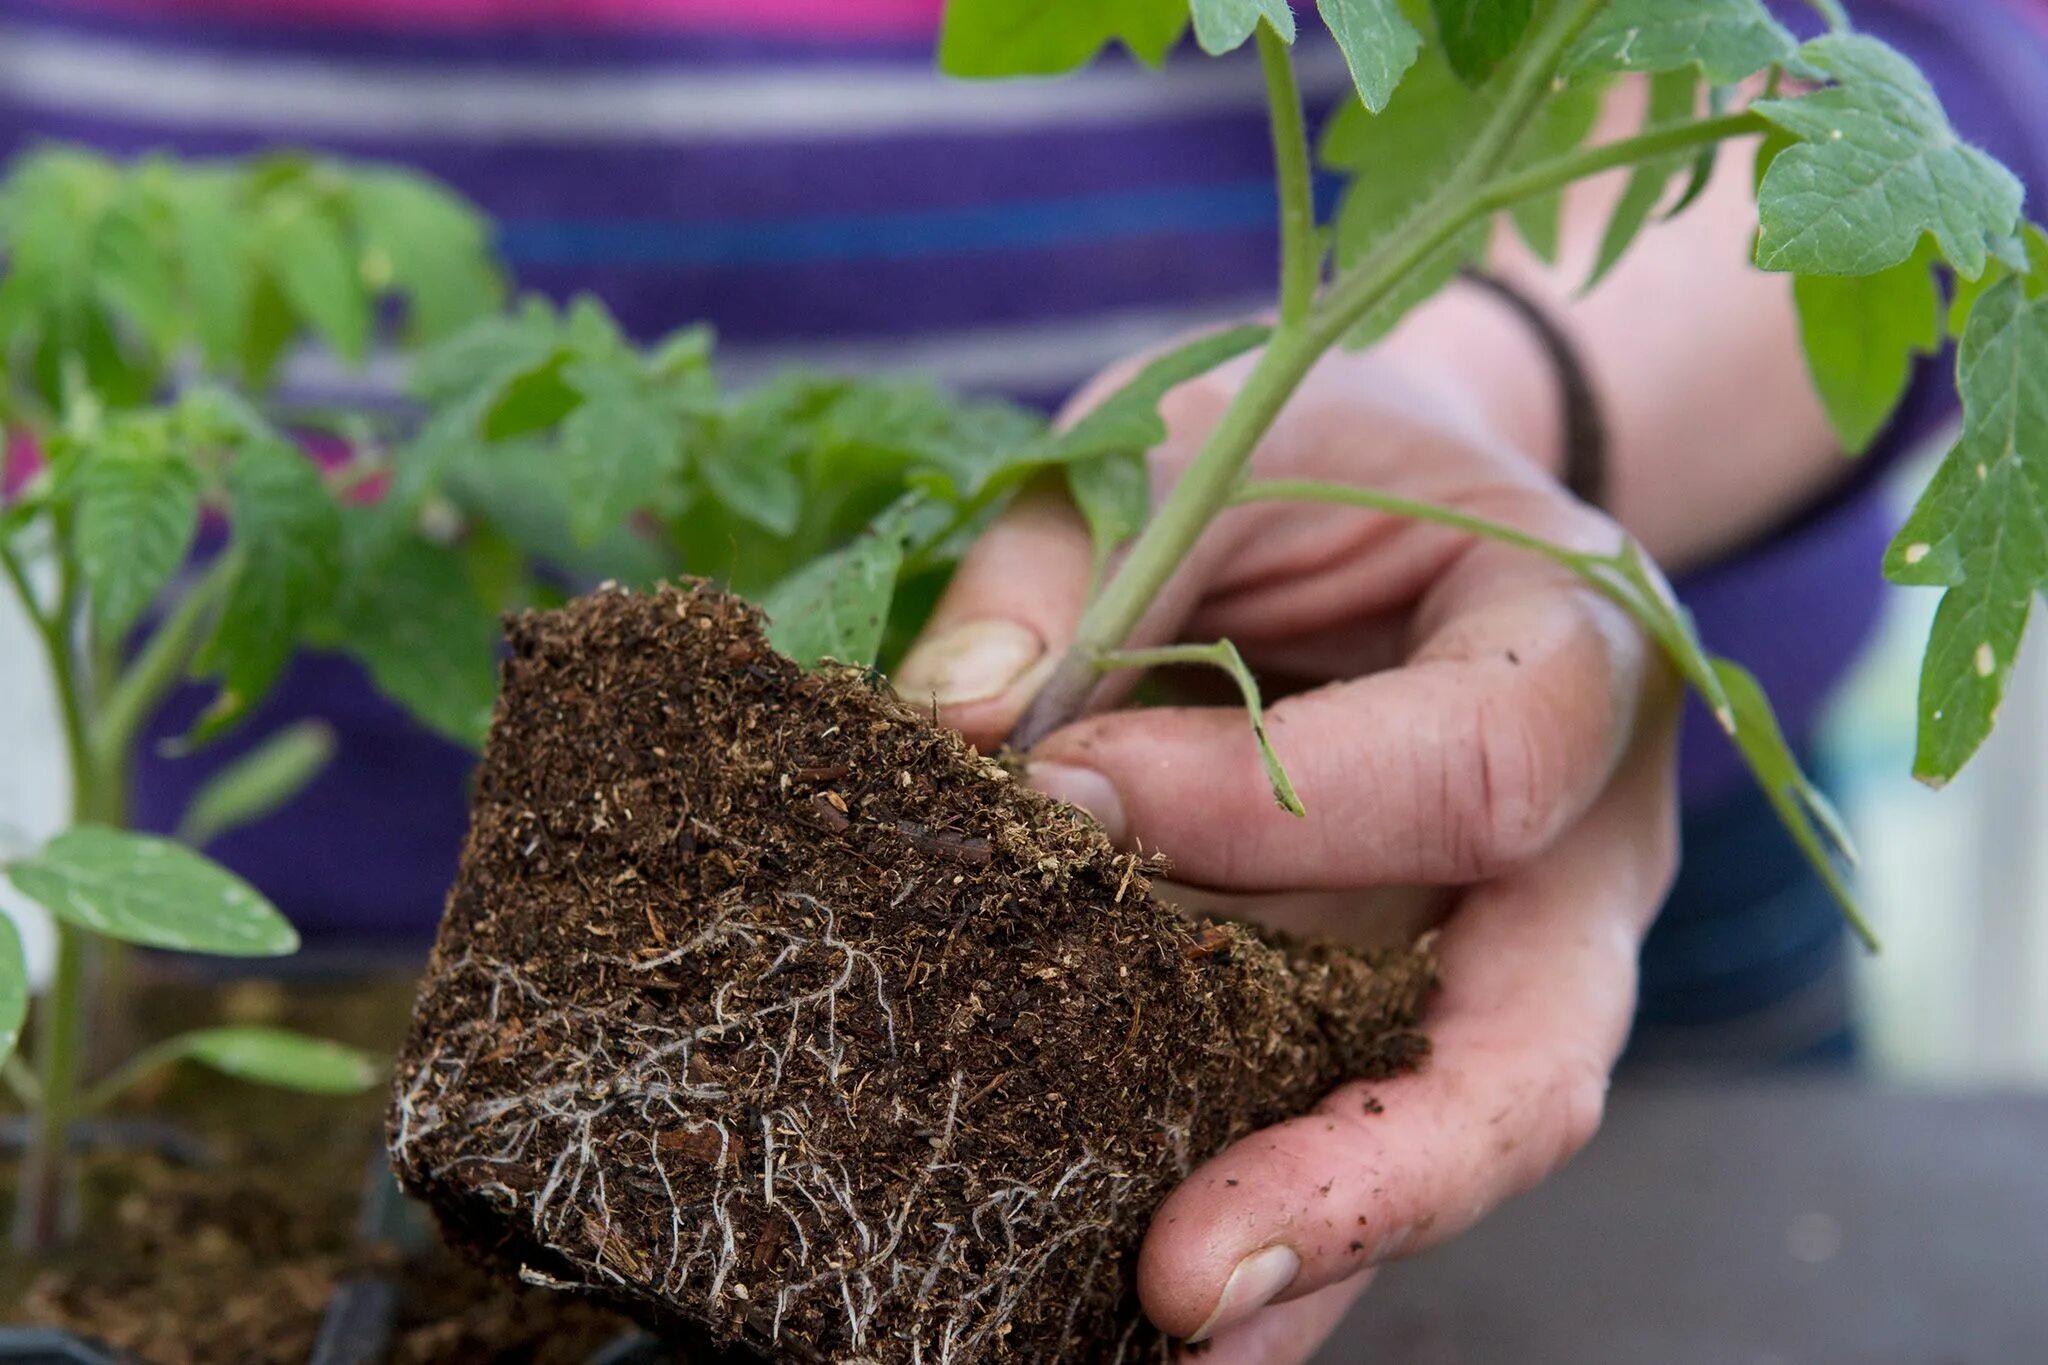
[937,0,1187,77]
[1095,639,1304,815]
[1584,69,1700,290]
[122,1026,377,1097]
[1049,323,1272,466]
[1711,659,1872,949]
[559,357,685,546]
[1429,0,1533,85]
[198,440,344,723]
[161,170,252,370]
[1947,222,2048,336]
[1886,277,2048,785]
[1191,0,1295,54]
[1323,46,1488,268]
[1316,0,1425,114]
[1793,250,1941,454]
[763,510,911,668]
[176,719,336,847]
[0,915,25,1068]
[1754,34,2024,279]
[1563,0,1795,83]
[6,827,299,956]
[261,192,371,362]
[409,298,564,406]
[1507,76,1607,264]
[74,438,201,638]
[329,531,499,749]
[1066,448,1151,573]
[700,433,805,538]
[348,168,501,344]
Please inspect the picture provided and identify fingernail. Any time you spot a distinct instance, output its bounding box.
[1186,1244,1300,1344]
[894,620,1044,707]
[1027,762,1128,845]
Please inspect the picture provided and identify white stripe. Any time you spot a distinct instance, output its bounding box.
[279,294,1272,402]
[0,21,1355,143]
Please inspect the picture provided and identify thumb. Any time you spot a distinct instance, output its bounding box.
[891,482,1094,750]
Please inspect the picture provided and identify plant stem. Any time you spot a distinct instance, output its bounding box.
[1471,110,1769,218]
[1256,22,1318,328]
[92,556,237,782]
[1233,478,1606,573]
[11,924,83,1251]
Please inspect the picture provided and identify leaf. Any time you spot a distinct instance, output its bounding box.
[1323,46,1489,269]
[348,168,501,344]
[699,432,805,538]
[1584,69,1699,290]
[0,915,25,1068]
[6,827,299,956]
[198,440,344,724]
[1507,76,1607,264]
[1066,448,1150,573]
[329,530,500,749]
[408,299,564,406]
[1095,639,1304,815]
[176,719,336,847]
[161,170,252,370]
[124,1026,377,1096]
[1316,0,1425,114]
[1885,277,2048,785]
[1794,250,1941,453]
[1563,0,1795,84]
[1711,659,1873,949]
[261,192,371,362]
[1190,0,1295,54]
[1947,221,2048,336]
[559,358,685,546]
[1754,34,2024,279]
[937,0,1188,77]
[1429,0,1534,85]
[763,509,912,668]
[74,438,201,638]
[1049,324,1272,466]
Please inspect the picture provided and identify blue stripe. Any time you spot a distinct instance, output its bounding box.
[499,175,1345,267]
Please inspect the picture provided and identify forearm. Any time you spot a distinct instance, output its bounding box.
[1378,87,1844,572]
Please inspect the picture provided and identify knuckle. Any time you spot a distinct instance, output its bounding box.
[1440,704,1568,880]
[1549,1055,1610,1167]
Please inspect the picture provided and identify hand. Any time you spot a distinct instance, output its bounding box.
[893,335,1681,1362]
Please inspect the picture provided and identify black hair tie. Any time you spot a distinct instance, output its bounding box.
[1456,267,1609,511]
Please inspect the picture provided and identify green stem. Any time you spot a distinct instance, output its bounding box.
[1234,478,1606,574]
[11,911,84,1252]
[92,556,237,782]
[1,1054,41,1109]
[1256,22,1319,327]
[1471,109,1769,219]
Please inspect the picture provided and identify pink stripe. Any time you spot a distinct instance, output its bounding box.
[65,0,945,36]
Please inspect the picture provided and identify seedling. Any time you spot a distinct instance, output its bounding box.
[0,148,507,1251]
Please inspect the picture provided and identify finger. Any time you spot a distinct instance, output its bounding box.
[1030,519,1648,889]
[1137,681,1680,1342]
[1188,1274,1373,1365]
[891,483,1094,749]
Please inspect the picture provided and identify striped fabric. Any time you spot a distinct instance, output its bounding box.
[4,0,2041,1067]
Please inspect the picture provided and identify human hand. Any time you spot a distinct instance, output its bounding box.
[893,335,1681,1361]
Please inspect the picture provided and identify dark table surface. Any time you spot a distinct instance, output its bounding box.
[1313,1082,2048,1365]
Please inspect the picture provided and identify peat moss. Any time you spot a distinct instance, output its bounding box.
[390,583,1434,1363]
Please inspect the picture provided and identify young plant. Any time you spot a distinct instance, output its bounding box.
[0,148,508,1252]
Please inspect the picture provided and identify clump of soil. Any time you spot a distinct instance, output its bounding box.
[390,583,1434,1363]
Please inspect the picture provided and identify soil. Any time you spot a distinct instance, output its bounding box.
[2,974,667,1364]
[391,582,1436,1364]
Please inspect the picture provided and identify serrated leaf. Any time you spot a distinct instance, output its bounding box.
[176,719,336,847]
[125,1026,377,1096]
[1711,658,1872,948]
[1508,77,1606,264]
[91,190,182,360]
[1947,222,2048,336]
[0,915,25,1068]
[1323,46,1489,268]
[329,530,499,748]
[1584,69,1699,290]
[763,519,906,668]
[74,439,201,638]
[700,432,804,538]
[161,170,252,370]
[1885,277,2048,784]
[261,193,371,361]
[1066,448,1150,573]
[1049,324,1272,466]
[1191,0,1295,54]
[938,0,1188,76]
[1316,0,1425,114]
[1754,34,2024,279]
[198,440,344,723]
[559,358,684,546]
[409,299,564,405]
[1794,251,1941,454]
[1429,0,1533,85]
[348,168,501,344]
[6,827,298,956]
[1564,0,1794,83]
